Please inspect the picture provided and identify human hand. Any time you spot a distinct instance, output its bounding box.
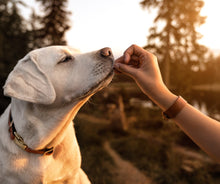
[114,44,165,97]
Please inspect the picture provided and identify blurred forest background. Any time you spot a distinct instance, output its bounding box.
[1,0,220,183]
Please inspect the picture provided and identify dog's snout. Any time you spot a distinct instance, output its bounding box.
[100,47,112,58]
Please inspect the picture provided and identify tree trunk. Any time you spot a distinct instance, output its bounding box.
[118,95,128,131]
[163,3,171,88]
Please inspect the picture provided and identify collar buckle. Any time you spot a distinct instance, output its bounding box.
[14,131,27,150]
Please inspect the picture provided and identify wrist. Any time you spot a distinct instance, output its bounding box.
[147,82,177,111]
[162,96,187,120]
[134,75,177,111]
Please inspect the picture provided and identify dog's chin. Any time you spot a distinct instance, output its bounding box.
[77,69,114,101]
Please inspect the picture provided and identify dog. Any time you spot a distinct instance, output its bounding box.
[0,46,114,183]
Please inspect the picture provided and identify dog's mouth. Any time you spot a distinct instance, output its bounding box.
[74,59,114,101]
[89,68,114,93]
[80,67,114,100]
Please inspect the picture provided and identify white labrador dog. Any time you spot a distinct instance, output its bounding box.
[0,46,114,184]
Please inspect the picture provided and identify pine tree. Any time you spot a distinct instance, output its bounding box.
[0,0,30,112]
[140,0,207,88]
[0,0,29,77]
[36,0,71,46]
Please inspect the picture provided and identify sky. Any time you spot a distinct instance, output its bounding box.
[23,0,220,57]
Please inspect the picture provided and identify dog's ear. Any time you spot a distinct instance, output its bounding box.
[3,54,56,104]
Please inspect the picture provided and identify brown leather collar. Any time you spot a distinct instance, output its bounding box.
[8,110,54,156]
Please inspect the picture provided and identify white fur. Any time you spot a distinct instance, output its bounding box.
[0,46,114,183]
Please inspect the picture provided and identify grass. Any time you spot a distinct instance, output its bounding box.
[75,110,216,184]
[74,89,219,184]
[110,136,214,184]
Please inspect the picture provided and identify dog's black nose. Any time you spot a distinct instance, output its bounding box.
[100,47,112,58]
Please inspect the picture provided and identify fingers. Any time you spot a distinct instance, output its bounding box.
[115,45,145,66]
[115,55,139,65]
[129,56,141,68]
[114,63,137,77]
[114,56,140,75]
[124,44,144,63]
[114,44,147,76]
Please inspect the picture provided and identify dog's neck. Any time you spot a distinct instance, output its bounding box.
[10,97,89,150]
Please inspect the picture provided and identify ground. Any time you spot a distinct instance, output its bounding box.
[104,141,153,184]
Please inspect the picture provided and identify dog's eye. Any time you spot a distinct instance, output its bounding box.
[58,55,74,64]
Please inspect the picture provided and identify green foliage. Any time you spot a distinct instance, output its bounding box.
[35,0,71,46]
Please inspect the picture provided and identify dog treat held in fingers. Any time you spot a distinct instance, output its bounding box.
[0,46,114,184]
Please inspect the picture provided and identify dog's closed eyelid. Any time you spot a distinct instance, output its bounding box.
[58,55,75,64]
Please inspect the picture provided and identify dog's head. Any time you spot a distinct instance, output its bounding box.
[3,46,114,105]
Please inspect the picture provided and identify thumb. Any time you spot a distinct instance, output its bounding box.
[114,63,137,77]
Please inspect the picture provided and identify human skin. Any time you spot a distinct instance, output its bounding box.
[114,44,220,162]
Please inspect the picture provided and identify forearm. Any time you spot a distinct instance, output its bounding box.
[148,84,220,161]
[174,104,220,162]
